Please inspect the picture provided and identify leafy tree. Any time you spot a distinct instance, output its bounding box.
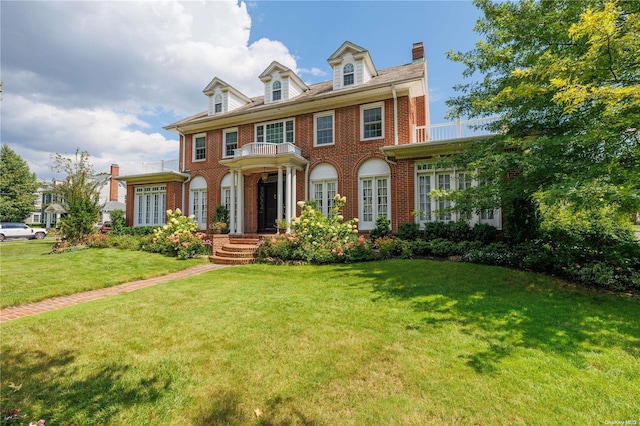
[0,144,38,222]
[446,0,640,242]
[49,149,102,242]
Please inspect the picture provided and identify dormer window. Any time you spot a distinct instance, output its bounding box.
[343,63,354,86]
[272,81,282,101]
[214,94,222,113]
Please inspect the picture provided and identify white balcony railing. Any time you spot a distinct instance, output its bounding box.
[233,142,301,158]
[142,159,179,173]
[414,117,501,143]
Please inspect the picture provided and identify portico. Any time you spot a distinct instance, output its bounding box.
[220,142,308,234]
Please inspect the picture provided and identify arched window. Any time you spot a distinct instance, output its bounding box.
[189,176,207,230]
[272,81,282,101]
[310,163,338,216]
[214,94,222,113]
[343,63,354,86]
[358,159,390,230]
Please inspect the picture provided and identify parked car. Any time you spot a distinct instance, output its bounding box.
[99,221,112,233]
[0,222,48,242]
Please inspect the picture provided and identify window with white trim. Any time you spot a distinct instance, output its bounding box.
[189,177,207,230]
[255,119,294,144]
[134,185,166,227]
[192,133,206,162]
[360,102,383,140]
[415,163,502,228]
[358,159,390,230]
[310,163,338,217]
[343,63,354,86]
[272,81,282,101]
[214,94,222,113]
[314,111,334,146]
[221,173,236,221]
[223,128,238,158]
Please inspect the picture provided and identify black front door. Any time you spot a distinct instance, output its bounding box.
[258,176,279,233]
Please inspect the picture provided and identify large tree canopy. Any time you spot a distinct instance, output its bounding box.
[447,0,640,240]
[0,144,38,222]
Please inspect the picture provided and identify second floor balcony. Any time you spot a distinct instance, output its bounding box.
[231,142,302,158]
[414,117,500,143]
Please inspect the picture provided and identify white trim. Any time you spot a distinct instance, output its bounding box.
[313,111,335,146]
[360,102,384,141]
[192,133,206,162]
[255,118,295,144]
[223,127,239,158]
[358,159,390,230]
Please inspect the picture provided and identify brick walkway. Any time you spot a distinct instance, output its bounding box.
[0,263,230,323]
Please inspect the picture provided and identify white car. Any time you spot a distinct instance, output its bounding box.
[0,222,48,242]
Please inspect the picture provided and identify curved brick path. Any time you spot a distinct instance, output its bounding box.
[0,263,230,323]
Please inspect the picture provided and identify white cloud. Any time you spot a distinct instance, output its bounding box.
[1,0,300,180]
[299,67,328,77]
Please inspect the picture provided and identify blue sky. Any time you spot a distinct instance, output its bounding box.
[1,1,483,181]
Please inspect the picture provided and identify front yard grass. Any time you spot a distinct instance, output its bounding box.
[0,240,204,308]
[1,259,638,424]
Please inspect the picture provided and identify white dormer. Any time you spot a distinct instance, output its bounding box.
[327,41,378,91]
[203,77,251,116]
[259,61,309,104]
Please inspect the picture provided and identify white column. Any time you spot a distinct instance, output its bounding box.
[291,168,297,219]
[277,167,283,222]
[237,173,244,234]
[229,170,236,234]
[285,166,292,227]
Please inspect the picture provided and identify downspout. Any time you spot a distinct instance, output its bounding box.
[304,162,310,201]
[392,84,399,145]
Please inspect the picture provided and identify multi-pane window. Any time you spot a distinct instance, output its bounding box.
[343,63,354,86]
[214,94,222,113]
[415,163,501,228]
[193,134,206,161]
[361,103,383,140]
[224,129,238,157]
[134,185,166,227]
[311,180,337,216]
[417,174,431,221]
[314,112,334,146]
[272,81,282,101]
[191,189,207,229]
[256,119,295,144]
[361,177,389,224]
[437,174,452,221]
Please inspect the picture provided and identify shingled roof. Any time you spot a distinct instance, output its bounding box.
[165,60,425,130]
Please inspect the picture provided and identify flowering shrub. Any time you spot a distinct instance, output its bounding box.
[143,209,212,259]
[257,195,374,264]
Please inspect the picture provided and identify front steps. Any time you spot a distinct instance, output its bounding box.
[209,236,260,265]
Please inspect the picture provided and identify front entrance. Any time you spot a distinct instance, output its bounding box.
[257,175,280,233]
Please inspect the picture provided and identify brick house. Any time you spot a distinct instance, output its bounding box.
[118,41,501,233]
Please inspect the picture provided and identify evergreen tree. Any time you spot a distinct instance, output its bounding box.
[0,144,38,222]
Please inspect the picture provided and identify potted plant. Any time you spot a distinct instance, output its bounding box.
[210,205,230,234]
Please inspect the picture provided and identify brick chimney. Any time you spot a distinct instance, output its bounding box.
[412,42,424,62]
[109,164,119,202]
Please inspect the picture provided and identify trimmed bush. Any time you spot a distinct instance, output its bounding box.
[398,222,421,241]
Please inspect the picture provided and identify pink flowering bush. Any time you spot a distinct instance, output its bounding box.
[143,209,212,259]
[257,195,374,263]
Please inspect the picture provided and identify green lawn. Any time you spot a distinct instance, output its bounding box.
[1,258,638,425]
[0,239,204,307]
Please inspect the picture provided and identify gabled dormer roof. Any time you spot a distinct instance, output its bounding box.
[327,41,378,77]
[258,61,309,91]
[202,77,251,103]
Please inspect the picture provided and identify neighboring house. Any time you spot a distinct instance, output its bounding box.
[39,164,127,228]
[118,41,501,233]
[25,186,45,225]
